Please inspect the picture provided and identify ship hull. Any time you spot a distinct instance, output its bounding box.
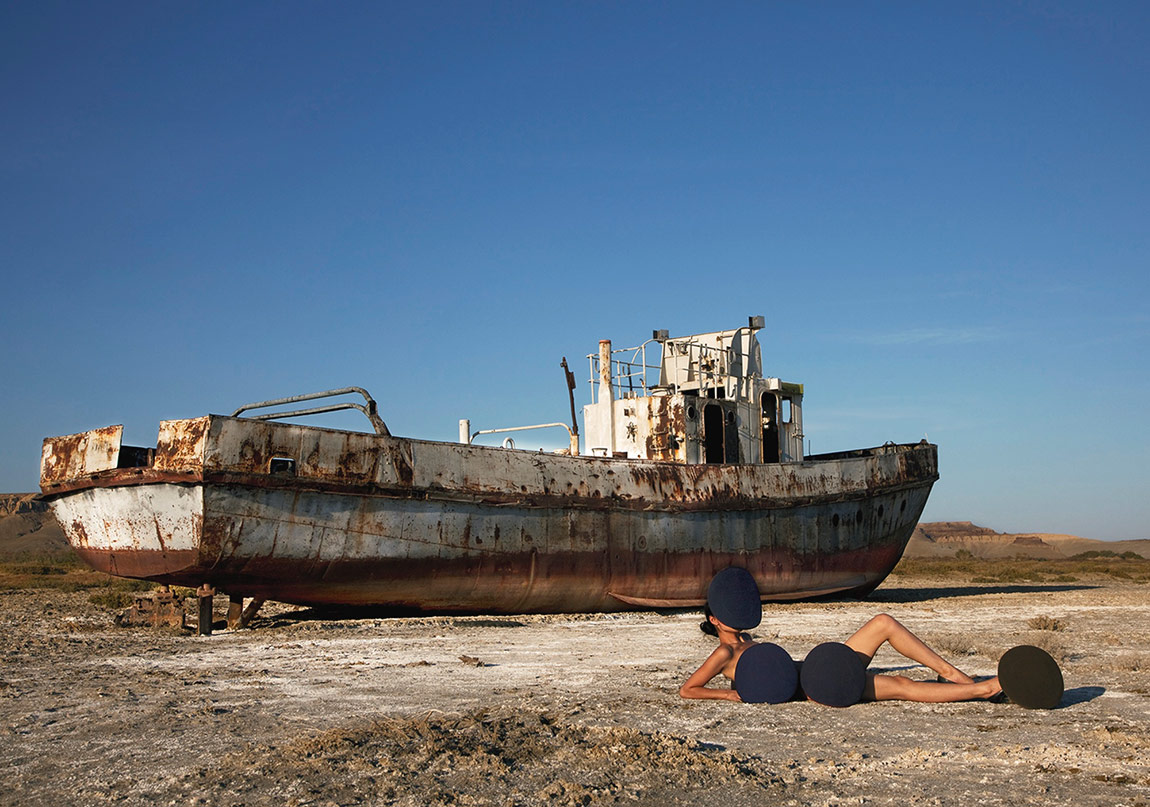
[41,417,937,613]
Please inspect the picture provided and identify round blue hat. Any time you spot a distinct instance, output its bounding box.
[998,645,1063,710]
[800,642,867,707]
[735,642,799,704]
[706,567,762,630]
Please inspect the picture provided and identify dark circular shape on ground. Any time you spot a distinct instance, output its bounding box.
[801,642,866,707]
[999,645,1064,709]
[735,642,799,704]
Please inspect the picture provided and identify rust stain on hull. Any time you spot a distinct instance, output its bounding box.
[73,546,200,581]
[69,538,910,613]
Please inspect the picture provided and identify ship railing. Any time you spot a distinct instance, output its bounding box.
[231,387,390,436]
[461,420,579,455]
[587,338,750,402]
[586,340,662,403]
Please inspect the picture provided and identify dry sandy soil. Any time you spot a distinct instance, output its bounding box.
[2,573,1149,807]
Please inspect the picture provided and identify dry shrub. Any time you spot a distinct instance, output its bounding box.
[1114,654,1150,673]
[1027,615,1067,632]
[88,590,137,610]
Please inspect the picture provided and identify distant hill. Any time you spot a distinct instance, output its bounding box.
[0,493,69,555]
[905,521,1150,560]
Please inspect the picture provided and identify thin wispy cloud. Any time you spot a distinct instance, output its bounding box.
[847,327,1004,347]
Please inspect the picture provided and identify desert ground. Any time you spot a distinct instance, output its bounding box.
[3,496,1148,805]
[2,563,1149,807]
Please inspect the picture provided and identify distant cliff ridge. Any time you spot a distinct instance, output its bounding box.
[0,493,68,554]
[0,493,50,517]
[914,521,999,540]
[907,521,1149,560]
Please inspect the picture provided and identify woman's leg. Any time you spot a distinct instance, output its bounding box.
[865,672,1002,703]
[844,614,974,684]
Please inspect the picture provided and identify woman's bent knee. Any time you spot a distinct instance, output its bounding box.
[869,613,897,631]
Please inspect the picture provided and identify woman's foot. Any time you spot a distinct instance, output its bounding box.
[978,676,1004,701]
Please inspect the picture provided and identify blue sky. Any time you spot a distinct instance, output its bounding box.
[2,2,1147,539]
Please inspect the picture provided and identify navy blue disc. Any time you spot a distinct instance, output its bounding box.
[800,642,867,707]
[998,645,1063,710]
[707,567,762,630]
[735,642,799,704]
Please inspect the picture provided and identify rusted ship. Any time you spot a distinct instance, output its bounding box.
[39,317,937,614]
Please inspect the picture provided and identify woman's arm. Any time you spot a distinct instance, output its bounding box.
[679,645,742,701]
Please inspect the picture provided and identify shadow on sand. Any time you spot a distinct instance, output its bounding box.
[1060,686,1106,707]
[260,605,529,628]
[868,583,1098,603]
[253,584,1101,626]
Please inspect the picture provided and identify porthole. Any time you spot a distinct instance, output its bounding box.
[269,457,296,475]
[686,405,698,420]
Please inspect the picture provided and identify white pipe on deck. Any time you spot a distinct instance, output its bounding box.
[599,340,614,454]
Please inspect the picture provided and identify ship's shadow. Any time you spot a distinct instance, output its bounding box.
[260,584,1099,625]
[866,583,1098,603]
[260,605,529,627]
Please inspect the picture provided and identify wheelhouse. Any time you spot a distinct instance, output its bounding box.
[582,316,805,464]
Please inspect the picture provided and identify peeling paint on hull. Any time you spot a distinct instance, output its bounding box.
[41,416,937,614]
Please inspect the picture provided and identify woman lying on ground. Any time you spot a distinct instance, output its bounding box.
[680,607,1004,703]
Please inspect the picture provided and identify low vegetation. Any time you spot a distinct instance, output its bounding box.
[893,554,1150,584]
[0,550,154,598]
[1068,549,1144,561]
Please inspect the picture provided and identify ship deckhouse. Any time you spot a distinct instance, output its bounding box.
[582,316,805,464]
